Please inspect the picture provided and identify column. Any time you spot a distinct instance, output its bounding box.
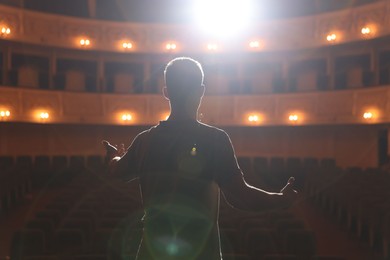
[386,128,390,165]
[97,57,104,92]
[2,46,11,85]
[49,52,56,89]
[143,60,152,93]
[236,60,244,94]
[87,0,97,18]
[326,52,335,90]
[370,47,379,86]
[281,59,289,92]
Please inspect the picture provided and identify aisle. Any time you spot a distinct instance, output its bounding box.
[291,196,382,260]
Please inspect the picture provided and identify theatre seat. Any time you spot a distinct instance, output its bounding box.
[0,156,14,172]
[253,157,268,176]
[10,229,46,259]
[244,228,278,258]
[52,228,86,253]
[223,254,250,260]
[25,219,55,240]
[283,230,316,258]
[86,155,104,175]
[220,228,240,254]
[33,155,51,187]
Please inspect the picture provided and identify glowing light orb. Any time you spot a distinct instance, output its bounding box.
[0,110,10,117]
[248,115,259,122]
[249,41,260,48]
[363,112,373,119]
[289,114,298,121]
[1,27,11,35]
[122,42,132,49]
[207,43,218,51]
[361,27,371,35]
[80,38,90,46]
[193,0,254,37]
[121,113,132,121]
[326,33,337,42]
[166,43,177,50]
[40,112,49,119]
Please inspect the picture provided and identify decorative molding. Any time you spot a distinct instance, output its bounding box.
[1,86,390,126]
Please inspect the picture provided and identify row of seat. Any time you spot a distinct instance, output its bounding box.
[9,169,317,260]
[304,167,390,259]
[6,154,339,260]
[1,154,336,214]
[0,155,106,214]
[0,155,105,176]
[10,176,141,259]
[237,156,336,190]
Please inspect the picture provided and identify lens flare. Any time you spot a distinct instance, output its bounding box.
[193,0,254,37]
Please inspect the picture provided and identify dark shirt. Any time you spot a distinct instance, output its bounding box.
[118,120,242,259]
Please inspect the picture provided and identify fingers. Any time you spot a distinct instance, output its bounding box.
[102,140,110,147]
[281,177,296,193]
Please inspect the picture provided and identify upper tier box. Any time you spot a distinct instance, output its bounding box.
[0,1,388,53]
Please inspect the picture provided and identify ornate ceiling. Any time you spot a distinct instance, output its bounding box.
[0,0,380,23]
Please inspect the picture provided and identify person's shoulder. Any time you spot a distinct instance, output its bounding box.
[133,125,158,142]
[197,122,231,139]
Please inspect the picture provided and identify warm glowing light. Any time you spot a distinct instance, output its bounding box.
[363,112,373,119]
[193,0,254,37]
[249,41,260,48]
[326,33,337,42]
[122,42,133,49]
[289,114,299,121]
[207,43,218,51]
[80,38,91,46]
[361,27,371,35]
[40,112,49,119]
[248,115,259,122]
[1,27,11,36]
[166,43,177,50]
[121,113,132,121]
[0,110,10,118]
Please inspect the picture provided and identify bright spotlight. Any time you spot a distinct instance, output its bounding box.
[193,0,254,37]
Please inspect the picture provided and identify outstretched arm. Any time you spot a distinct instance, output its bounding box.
[102,140,139,181]
[214,131,297,211]
[220,174,297,211]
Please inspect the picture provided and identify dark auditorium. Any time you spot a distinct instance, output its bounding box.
[0,0,390,259]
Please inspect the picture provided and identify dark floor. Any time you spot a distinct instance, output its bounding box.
[0,189,383,259]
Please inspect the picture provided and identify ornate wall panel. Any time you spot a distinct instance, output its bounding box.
[1,86,390,126]
[317,91,354,123]
[0,88,20,114]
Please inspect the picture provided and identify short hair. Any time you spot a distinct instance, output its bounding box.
[164,57,204,102]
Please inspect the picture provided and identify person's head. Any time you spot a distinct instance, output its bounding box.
[163,57,205,113]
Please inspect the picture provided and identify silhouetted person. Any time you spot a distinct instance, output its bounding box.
[103,57,297,260]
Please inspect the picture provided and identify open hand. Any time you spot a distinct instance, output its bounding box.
[281,177,298,205]
[102,140,122,162]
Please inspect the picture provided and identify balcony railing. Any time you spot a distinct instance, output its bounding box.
[0,85,388,126]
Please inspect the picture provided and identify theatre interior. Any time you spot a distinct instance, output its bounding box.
[1,0,390,259]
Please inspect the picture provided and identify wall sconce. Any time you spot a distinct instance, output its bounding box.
[0,110,10,120]
[80,38,91,47]
[122,42,133,49]
[1,26,11,37]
